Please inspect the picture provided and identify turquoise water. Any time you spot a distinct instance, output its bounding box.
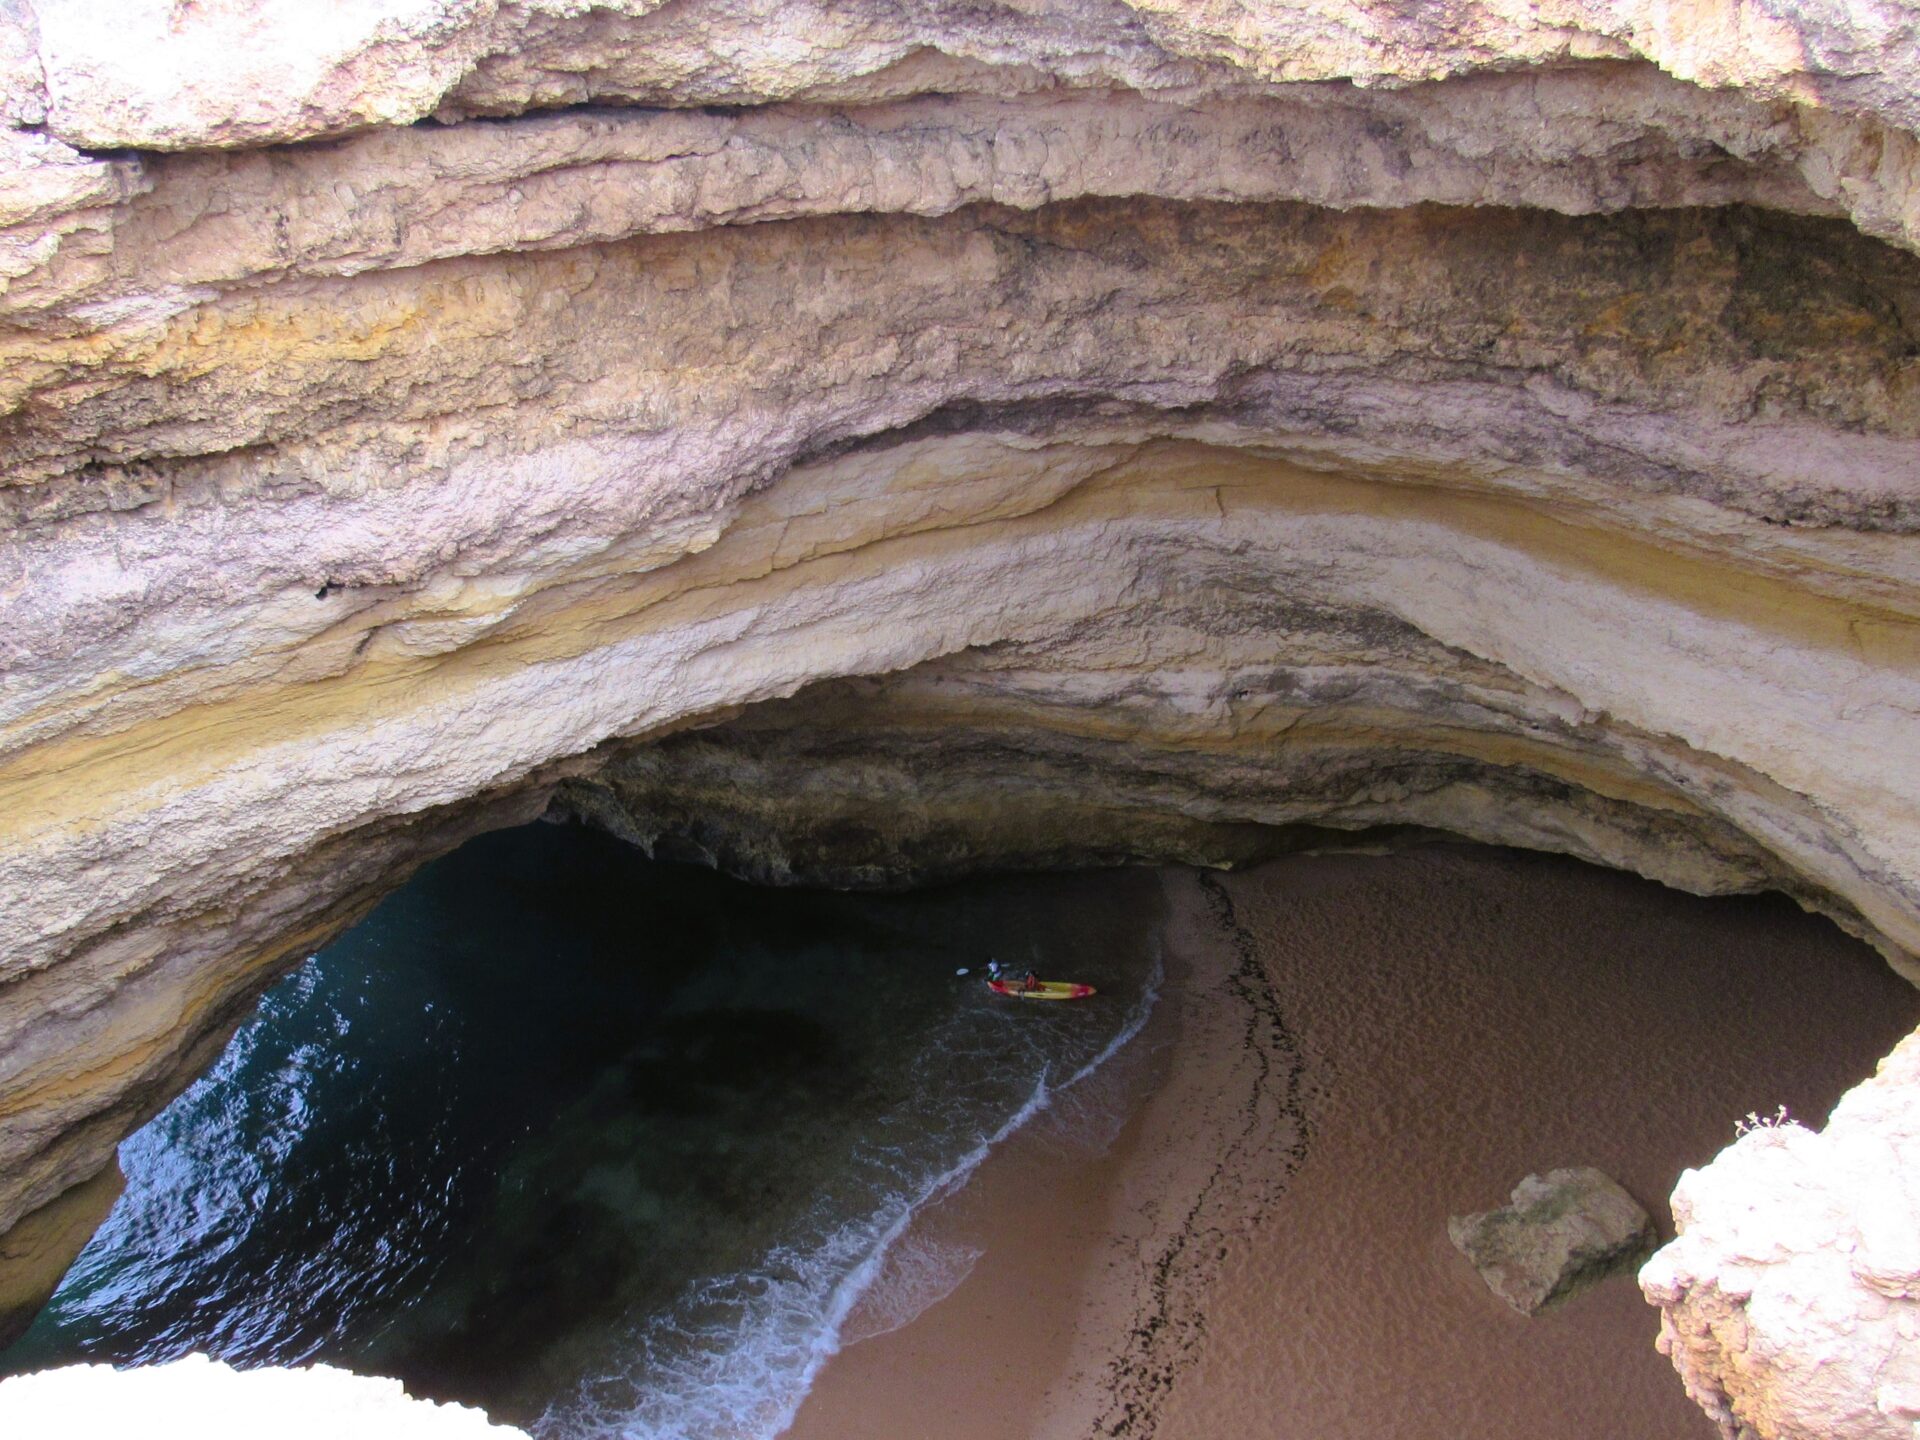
[3,821,1161,1437]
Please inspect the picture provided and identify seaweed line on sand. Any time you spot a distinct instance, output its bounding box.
[1087,870,1314,1438]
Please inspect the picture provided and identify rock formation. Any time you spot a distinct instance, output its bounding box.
[0,1354,529,1437]
[0,1158,118,1350]
[1450,1167,1656,1316]
[1644,1035,1920,1440]
[1,2,1918,1435]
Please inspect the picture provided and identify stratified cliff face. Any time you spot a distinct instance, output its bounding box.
[3,3,1919,1433]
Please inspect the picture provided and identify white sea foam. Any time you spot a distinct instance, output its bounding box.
[539,946,1163,1440]
[837,1232,984,1348]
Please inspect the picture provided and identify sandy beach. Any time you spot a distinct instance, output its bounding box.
[786,847,1920,1440]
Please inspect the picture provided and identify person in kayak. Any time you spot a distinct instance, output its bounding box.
[1023,969,1039,993]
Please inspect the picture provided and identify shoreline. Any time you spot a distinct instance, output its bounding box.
[786,847,1920,1440]
[784,862,1311,1440]
[779,936,1167,1440]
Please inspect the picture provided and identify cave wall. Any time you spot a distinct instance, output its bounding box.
[3,3,1920,1433]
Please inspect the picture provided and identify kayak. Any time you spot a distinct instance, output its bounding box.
[988,979,1096,1001]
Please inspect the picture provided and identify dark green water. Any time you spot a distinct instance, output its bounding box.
[3,821,1162,1437]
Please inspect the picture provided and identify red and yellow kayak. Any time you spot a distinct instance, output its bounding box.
[988,979,1096,1001]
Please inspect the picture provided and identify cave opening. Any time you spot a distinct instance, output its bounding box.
[1,817,1911,1439]
[0,819,1165,1435]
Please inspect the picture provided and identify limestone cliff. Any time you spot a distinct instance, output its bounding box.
[1645,1034,1920,1440]
[1,3,1918,1435]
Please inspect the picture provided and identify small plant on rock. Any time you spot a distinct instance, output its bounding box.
[1734,1104,1792,1137]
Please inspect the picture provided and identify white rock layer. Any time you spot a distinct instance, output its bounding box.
[0,1355,528,1439]
[1644,1034,1920,1440]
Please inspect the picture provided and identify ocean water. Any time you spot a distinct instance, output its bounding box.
[3,820,1162,1437]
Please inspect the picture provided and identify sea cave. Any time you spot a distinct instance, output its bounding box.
[3,3,1920,1437]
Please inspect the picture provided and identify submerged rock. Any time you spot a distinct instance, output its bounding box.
[0,1163,123,1350]
[0,1355,527,1438]
[1449,1167,1657,1316]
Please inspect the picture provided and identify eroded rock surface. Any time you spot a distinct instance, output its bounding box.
[1,2,1918,1434]
[1643,1035,1920,1440]
[1450,1167,1656,1316]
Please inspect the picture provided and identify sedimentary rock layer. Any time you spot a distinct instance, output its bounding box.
[2,3,1919,1434]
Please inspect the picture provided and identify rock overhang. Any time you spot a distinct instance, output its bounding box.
[2,4,1919,1434]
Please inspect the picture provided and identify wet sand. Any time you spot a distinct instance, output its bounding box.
[785,847,1920,1440]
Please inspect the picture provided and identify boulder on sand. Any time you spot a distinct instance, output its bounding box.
[1449,1167,1656,1316]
